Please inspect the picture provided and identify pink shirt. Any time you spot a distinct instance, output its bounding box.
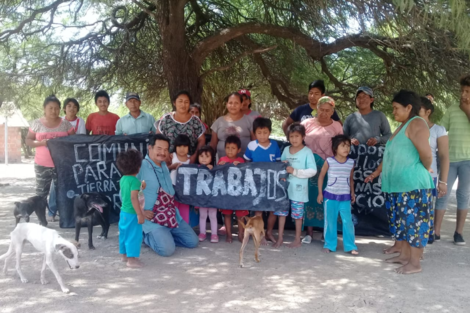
[29,119,74,167]
[301,117,343,160]
[218,156,245,164]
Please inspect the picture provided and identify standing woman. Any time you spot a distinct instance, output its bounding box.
[418,97,449,243]
[301,96,343,243]
[26,95,75,221]
[63,98,86,134]
[210,92,255,159]
[366,90,434,274]
[157,91,206,164]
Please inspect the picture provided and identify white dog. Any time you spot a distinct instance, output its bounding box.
[0,223,80,293]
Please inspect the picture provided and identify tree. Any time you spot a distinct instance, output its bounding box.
[1,0,469,124]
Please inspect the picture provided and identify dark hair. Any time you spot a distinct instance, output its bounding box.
[43,95,61,108]
[287,122,306,137]
[116,149,143,175]
[148,134,170,147]
[172,90,193,104]
[308,80,326,94]
[225,92,243,104]
[460,75,470,87]
[94,90,110,104]
[391,89,421,119]
[225,135,241,149]
[190,103,201,112]
[196,145,215,166]
[331,134,351,156]
[63,98,80,114]
[420,96,434,116]
[174,134,190,148]
[253,117,272,133]
[425,93,434,98]
[241,93,252,108]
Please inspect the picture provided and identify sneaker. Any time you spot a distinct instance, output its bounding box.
[210,235,219,243]
[301,235,312,244]
[454,232,466,245]
[198,233,206,242]
[428,235,434,244]
[435,234,441,241]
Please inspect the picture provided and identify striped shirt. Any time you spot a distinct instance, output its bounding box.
[323,157,355,201]
[441,103,470,163]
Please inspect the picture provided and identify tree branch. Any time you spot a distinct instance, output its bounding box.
[200,45,277,79]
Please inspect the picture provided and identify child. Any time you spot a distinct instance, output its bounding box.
[116,149,145,268]
[274,123,317,248]
[317,135,358,255]
[196,145,219,243]
[244,117,281,244]
[169,134,191,223]
[218,135,249,243]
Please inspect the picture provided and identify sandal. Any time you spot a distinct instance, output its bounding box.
[301,235,312,244]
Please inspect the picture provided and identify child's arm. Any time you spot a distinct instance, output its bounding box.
[350,167,356,204]
[288,167,317,178]
[131,190,145,224]
[317,162,329,204]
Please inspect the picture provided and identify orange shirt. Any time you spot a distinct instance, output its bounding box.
[85,112,120,135]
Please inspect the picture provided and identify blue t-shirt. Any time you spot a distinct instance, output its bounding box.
[281,146,316,202]
[290,103,340,122]
[244,139,281,162]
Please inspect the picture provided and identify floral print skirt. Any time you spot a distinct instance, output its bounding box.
[385,189,433,248]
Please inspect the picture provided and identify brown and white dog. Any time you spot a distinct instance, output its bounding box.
[239,216,265,268]
[0,223,80,293]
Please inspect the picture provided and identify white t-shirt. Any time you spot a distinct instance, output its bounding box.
[62,116,86,134]
[170,153,190,185]
[430,124,447,178]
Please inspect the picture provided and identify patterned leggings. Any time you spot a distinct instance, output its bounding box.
[34,164,57,199]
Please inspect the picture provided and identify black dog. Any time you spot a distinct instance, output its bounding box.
[74,193,110,250]
[14,196,48,227]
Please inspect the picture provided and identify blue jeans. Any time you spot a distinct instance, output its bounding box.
[143,220,198,257]
[48,180,57,217]
[436,160,470,210]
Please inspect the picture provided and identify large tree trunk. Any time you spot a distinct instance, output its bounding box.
[157,0,203,103]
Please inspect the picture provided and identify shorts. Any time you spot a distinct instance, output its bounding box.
[435,160,470,210]
[220,209,249,217]
[274,201,304,219]
[385,189,433,248]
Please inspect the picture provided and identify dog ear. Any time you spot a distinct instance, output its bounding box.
[55,244,75,259]
[14,202,21,207]
[80,193,89,200]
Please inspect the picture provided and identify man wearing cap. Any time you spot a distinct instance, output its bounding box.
[115,92,156,135]
[238,89,261,121]
[282,80,341,135]
[343,86,391,146]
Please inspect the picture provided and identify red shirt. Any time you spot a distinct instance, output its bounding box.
[85,112,120,135]
[218,156,245,164]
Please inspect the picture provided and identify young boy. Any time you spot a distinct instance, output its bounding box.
[116,149,145,268]
[86,90,120,135]
[244,117,281,244]
[218,135,248,243]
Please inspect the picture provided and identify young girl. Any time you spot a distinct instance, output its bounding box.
[169,134,191,223]
[274,123,317,248]
[116,149,145,268]
[317,135,358,255]
[196,145,219,243]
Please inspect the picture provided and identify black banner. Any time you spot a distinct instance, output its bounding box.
[175,163,290,212]
[48,134,149,228]
[349,144,390,236]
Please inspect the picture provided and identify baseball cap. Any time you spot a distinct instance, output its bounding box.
[125,92,141,102]
[317,96,335,108]
[238,89,251,98]
[355,86,374,99]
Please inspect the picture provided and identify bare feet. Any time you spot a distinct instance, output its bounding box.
[322,248,331,253]
[265,232,276,243]
[261,238,268,246]
[287,239,301,248]
[218,226,226,236]
[395,263,422,274]
[349,250,359,255]
[225,234,233,243]
[126,258,143,268]
[121,254,128,262]
[272,237,283,248]
[385,255,409,265]
[383,245,401,254]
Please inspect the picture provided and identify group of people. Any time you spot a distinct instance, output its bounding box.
[26,76,470,274]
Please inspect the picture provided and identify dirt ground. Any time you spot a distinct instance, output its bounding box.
[0,163,469,313]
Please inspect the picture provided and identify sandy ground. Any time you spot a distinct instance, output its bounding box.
[0,163,469,313]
